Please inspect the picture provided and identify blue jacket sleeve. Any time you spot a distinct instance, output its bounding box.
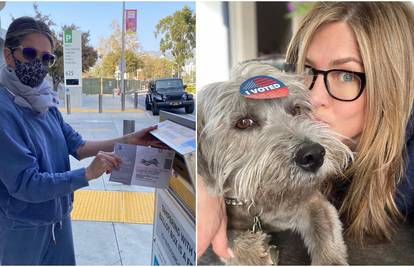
[0,121,89,203]
[53,108,86,160]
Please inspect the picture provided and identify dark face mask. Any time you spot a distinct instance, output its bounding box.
[13,57,49,88]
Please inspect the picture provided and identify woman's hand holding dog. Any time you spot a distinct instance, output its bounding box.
[85,151,122,181]
[197,176,234,261]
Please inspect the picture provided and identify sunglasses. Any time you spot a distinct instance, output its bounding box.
[10,46,56,67]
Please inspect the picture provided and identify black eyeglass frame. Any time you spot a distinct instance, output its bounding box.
[305,64,366,102]
[9,46,56,68]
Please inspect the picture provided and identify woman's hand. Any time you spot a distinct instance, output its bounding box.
[124,125,167,149]
[85,151,122,181]
[197,176,234,261]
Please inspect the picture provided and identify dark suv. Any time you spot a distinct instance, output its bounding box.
[145,78,194,115]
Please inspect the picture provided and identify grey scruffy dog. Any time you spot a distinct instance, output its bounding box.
[197,62,353,265]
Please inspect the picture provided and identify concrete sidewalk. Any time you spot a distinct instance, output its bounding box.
[63,94,159,265]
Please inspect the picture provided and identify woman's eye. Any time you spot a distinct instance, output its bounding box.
[235,118,255,129]
[339,72,354,82]
[304,65,314,75]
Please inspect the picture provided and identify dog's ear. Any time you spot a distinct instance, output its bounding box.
[196,97,210,183]
[197,82,222,191]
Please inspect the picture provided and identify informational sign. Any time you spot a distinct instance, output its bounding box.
[126,9,137,32]
[63,29,82,87]
[151,120,196,155]
[109,143,175,189]
[152,190,195,265]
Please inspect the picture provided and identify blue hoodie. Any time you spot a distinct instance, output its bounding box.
[0,87,88,229]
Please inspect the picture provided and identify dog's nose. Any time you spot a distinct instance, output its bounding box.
[294,142,325,172]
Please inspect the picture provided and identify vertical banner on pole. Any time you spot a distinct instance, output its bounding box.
[126,9,137,32]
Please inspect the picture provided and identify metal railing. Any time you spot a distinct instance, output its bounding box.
[82,78,149,95]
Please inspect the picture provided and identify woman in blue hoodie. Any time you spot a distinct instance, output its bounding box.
[0,17,163,265]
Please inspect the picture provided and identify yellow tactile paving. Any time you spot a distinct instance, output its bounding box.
[71,190,155,224]
[58,108,144,113]
[169,176,195,214]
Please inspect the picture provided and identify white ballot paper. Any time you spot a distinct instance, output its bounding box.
[109,143,175,189]
[150,120,196,155]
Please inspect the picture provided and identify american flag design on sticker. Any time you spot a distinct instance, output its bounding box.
[240,75,289,99]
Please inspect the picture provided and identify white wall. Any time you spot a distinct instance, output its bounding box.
[197,2,259,88]
[228,2,257,69]
[196,1,230,88]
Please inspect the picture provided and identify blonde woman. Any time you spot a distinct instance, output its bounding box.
[197,1,414,262]
[286,1,414,243]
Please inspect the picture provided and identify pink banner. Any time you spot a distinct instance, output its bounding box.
[126,9,137,32]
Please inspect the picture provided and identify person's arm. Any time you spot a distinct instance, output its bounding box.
[54,107,165,161]
[77,125,167,160]
[0,125,89,203]
[0,129,121,202]
[0,109,124,203]
[197,176,234,260]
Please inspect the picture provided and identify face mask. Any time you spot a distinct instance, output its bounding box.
[13,57,49,88]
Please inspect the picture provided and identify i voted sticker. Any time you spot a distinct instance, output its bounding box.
[240,76,289,99]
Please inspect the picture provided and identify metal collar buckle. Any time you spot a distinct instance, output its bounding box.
[224,197,247,206]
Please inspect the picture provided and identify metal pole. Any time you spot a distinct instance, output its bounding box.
[115,79,118,97]
[99,94,103,113]
[134,91,138,109]
[99,77,103,113]
[120,1,126,111]
[66,94,71,114]
[100,77,103,95]
[123,120,135,135]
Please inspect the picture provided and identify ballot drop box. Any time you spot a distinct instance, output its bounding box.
[151,111,195,265]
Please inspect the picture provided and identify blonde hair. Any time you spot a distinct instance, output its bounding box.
[286,2,414,243]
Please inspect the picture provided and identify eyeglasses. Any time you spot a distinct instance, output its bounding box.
[10,46,56,67]
[304,65,366,102]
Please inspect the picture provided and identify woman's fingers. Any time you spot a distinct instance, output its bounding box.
[86,152,124,180]
[135,125,158,138]
[98,151,122,170]
[211,209,233,260]
[150,140,170,149]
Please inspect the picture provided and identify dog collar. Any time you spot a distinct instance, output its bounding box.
[225,197,263,233]
[224,197,248,206]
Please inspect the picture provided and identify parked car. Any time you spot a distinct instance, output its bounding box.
[145,78,194,115]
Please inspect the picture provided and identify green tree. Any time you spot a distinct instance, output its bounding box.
[98,20,139,55]
[99,49,143,79]
[139,55,175,80]
[155,6,195,77]
[95,20,142,79]
[125,49,142,75]
[182,69,195,84]
[100,51,119,78]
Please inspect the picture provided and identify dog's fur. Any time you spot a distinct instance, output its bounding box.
[197,62,353,265]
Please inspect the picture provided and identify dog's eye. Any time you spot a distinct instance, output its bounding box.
[291,104,302,116]
[236,118,255,129]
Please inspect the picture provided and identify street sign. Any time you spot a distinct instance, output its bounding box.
[63,29,82,87]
